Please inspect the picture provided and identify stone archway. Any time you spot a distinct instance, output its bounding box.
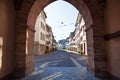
[14,0,107,78]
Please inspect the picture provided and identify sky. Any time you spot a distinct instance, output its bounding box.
[44,0,78,42]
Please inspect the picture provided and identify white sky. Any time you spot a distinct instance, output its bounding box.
[44,1,78,42]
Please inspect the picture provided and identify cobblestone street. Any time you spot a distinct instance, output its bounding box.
[22,50,95,80]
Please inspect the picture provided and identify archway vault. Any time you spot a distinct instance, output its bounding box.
[14,0,108,78]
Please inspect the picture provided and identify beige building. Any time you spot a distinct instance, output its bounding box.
[69,31,76,51]
[34,10,47,55]
[69,13,87,55]
[46,24,54,52]
[75,13,87,55]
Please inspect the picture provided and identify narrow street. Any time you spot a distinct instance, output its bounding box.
[22,50,93,80]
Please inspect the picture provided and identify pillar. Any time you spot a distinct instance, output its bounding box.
[14,24,34,78]
[86,20,109,78]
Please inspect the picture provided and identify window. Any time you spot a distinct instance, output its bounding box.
[41,22,45,30]
[41,32,45,41]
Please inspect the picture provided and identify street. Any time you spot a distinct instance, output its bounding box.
[22,50,93,80]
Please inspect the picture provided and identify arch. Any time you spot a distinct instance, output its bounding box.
[27,0,93,29]
[14,0,107,78]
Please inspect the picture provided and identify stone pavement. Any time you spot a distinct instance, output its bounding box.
[22,50,98,80]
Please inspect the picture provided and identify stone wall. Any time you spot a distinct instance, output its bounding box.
[0,0,16,78]
[105,0,120,79]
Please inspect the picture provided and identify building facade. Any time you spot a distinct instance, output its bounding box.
[58,39,66,49]
[46,24,55,52]
[69,31,76,51]
[75,13,87,55]
[67,13,87,55]
[34,10,47,55]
